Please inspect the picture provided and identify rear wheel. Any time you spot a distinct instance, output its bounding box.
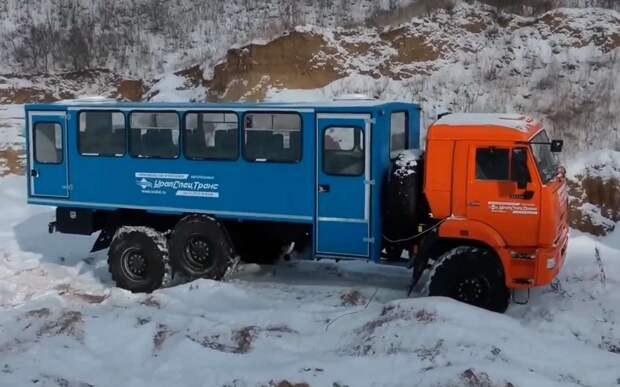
[169,214,234,279]
[427,246,510,313]
[108,227,169,293]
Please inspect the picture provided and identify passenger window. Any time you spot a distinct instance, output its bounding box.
[390,111,407,154]
[244,113,301,162]
[184,112,238,160]
[129,112,179,158]
[476,148,509,180]
[34,122,62,164]
[79,111,126,156]
[323,126,364,176]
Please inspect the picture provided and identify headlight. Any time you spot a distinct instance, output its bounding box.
[546,258,556,269]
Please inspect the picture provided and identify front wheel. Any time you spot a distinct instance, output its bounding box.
[426,246,510,313]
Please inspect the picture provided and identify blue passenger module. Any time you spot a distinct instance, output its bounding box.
[25,100,421,263]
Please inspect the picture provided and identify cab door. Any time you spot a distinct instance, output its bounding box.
[466,144,539,246]
[316,114,371,257]
[28,111,69,198]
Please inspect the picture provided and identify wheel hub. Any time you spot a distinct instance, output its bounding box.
[455,277,485,303]
[121,248,148,280]
[185,236,212,268]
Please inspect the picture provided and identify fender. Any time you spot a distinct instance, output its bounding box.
[439,217,506,248]
[438,218,516,286]
[410,218,507,290]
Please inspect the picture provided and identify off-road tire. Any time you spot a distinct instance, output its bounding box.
[169,214,234,279]
[108,227,169,293]
[426,246,510,313]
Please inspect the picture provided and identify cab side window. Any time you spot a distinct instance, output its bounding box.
[476,148,509,180]
[390,112,407,154]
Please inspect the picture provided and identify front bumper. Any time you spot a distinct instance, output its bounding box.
[501,224,569,288]
[534,225,569,286]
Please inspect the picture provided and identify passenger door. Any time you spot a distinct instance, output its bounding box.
[466,144,539,246]
[316,114,371,257]
[28,111,69,198]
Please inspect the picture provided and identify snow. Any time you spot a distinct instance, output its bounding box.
[394,149,423,177]
[435,113,536,132]
[149,74,206,103]
[566,150,620,180]
[0,104,24,150]
[1,173,620,386]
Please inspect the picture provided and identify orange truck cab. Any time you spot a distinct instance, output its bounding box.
[406,113,568,312]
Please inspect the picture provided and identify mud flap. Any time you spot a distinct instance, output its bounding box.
[90,227,117,252]
[408,228,440,295]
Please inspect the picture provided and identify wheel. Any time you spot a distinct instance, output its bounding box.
[108,227,170,293]
[426,246,510,313]
[169,214,234,279]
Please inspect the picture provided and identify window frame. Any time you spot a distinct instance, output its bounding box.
[474,146,511,182]
[182,110,239,161]
[33,121,63,165]
[389,110,409,157]
[322,125,365,177]
[241,111,303,164]
[77,110,127,158]
[128,110,181,160]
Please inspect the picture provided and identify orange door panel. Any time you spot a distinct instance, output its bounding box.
[466,143,540,247]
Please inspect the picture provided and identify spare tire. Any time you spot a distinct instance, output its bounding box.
[382,150,424,257]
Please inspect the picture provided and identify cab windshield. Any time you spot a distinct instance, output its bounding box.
[530,130,558,184]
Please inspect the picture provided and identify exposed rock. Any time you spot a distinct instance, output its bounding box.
[117,80,144,101]
[207,31,343,101]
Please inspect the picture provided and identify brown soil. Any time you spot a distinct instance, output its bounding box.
[340,289,366,306]
[0,148,25,176]
[0,88,58,104]
[175,64,204,88]
[380,28,442,64]
[117,79,144,101]
[272,382,310,387]
[37,311,84,342]
[463,19,487,33]
[207,31,344,101]
[567,175,620,236]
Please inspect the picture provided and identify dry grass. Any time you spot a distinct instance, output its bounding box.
[0,148,25,176]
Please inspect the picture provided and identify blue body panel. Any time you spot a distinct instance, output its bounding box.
[25,100,421,263]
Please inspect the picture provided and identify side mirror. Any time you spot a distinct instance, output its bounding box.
[550,140,563,153]
[511,148,529,190]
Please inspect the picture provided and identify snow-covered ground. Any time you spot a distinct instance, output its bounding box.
[0,178,619,386]
[0,104,24,149]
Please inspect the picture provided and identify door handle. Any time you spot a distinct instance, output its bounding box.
[30,169,38,178]
[318,184,330,193]
[467,200,480,207]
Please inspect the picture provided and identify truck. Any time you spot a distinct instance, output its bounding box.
[25,99,568,312]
